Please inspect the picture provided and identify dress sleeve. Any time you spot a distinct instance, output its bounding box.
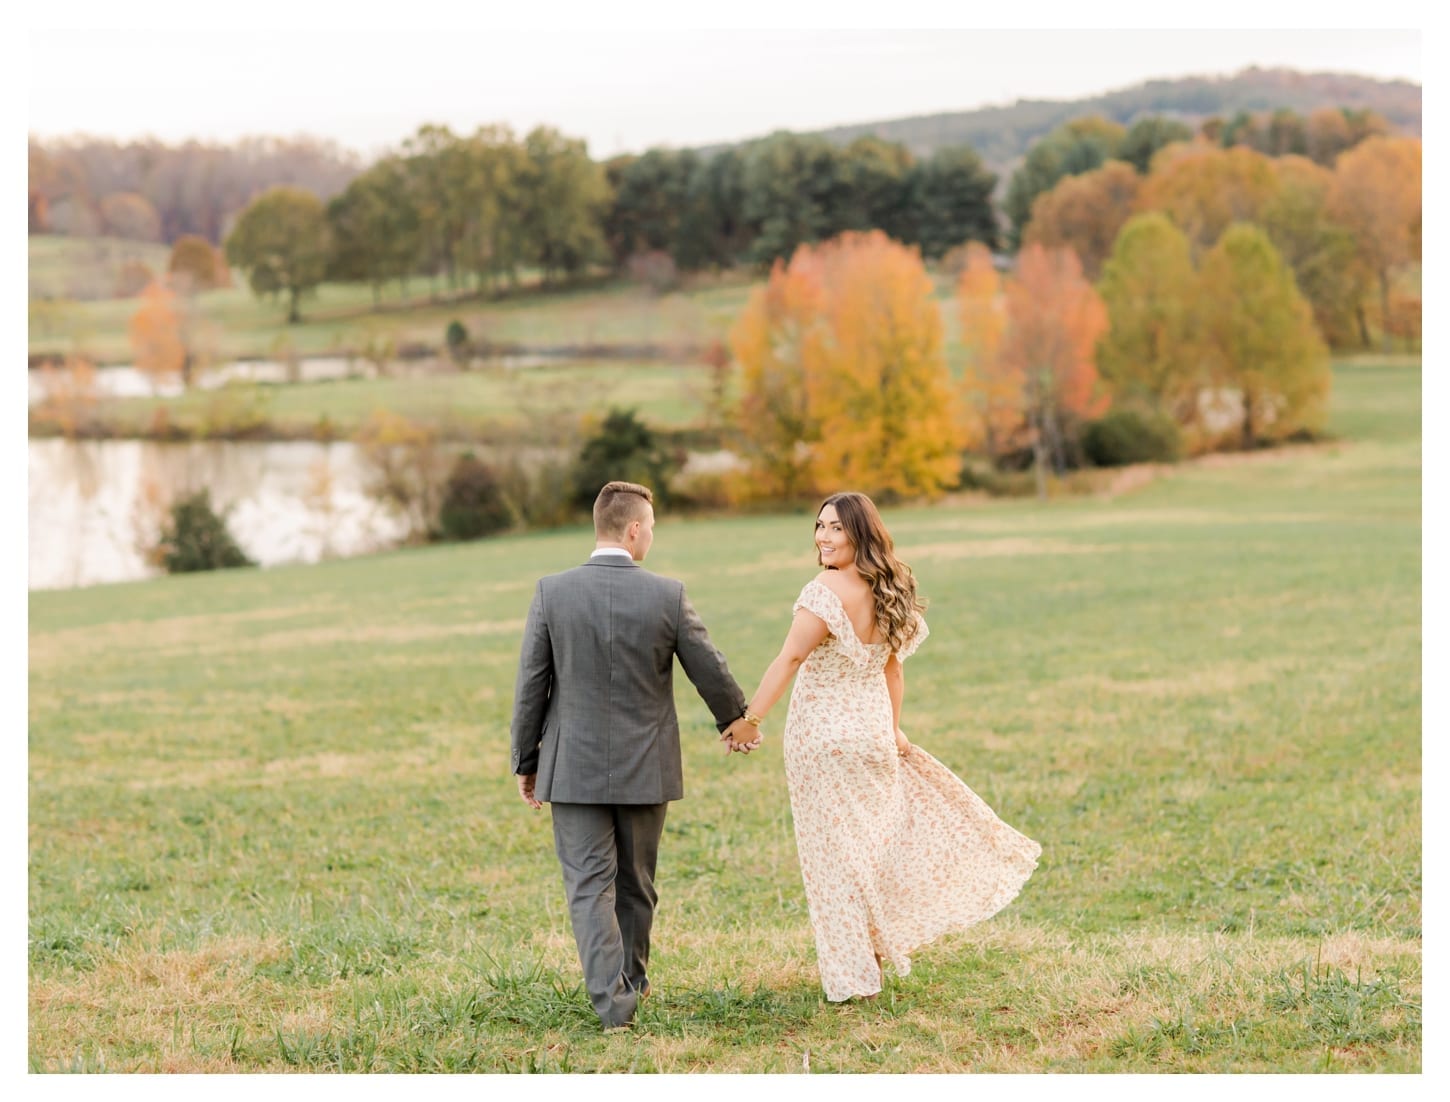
[793,580,871,666]
[894,611,929,661]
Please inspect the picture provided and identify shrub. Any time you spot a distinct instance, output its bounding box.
[445,319,470,366]
[1081,408,1183,467]
[155,490,255,573]
[569,409,680,511]
[438,453,513,541]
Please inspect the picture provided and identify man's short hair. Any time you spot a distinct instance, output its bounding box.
[592,480,654,538]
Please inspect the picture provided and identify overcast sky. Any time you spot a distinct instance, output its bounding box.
[27,12,1422,161]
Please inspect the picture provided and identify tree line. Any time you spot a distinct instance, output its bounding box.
[727,128,1419,502]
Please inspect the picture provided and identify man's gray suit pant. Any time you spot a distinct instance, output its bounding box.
[550,802,667,1028]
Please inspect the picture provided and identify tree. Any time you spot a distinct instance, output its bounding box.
[955,242,1018,457]
[98,191,161,241]
[1260,156,1370,349]
[836,136,914,240]
[1197,224,1330,447]
[1136,143,1278,256]
[327,156,421,304]
[1119,116,1194,174]
[997,244,1110,496]
[519,126,610,285]
[901,145,999,258]
[1023,160,1140,280]
[729,248,824,498]
[1004,116,1125,248]
[678,148,751,271]
[438,453,513,541]
[128,281,185,384]
[168,234,226,292]
[1329,136,1421,352]
[741,131,849,267]
[156,490,255,573]
[602,147,697,269]
[224,185,331,322]
[730,231,962,501]
[1094,213,1202,422]
[801,232,962,499]
[570,409,679,510]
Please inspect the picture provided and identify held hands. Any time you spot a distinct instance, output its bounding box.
[721,716,763,754]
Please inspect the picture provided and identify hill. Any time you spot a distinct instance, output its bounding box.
[702,66,1421,174]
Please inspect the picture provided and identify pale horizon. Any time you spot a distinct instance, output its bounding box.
[27,27,1422,161]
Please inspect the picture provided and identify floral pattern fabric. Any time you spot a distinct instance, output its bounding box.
[783,579,1042,1001]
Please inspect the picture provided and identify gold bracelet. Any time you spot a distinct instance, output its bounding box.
[742,709,764,727]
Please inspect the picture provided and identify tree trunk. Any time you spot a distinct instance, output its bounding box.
[1031,411,1049,500]
[1241,390,1256,450]
[288,288,301,324]
[1379,272,1393,354]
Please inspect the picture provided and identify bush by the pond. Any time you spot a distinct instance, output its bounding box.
[438,452,513,541]
[1081,408,1183,467]
[155,490,255,573]
[570,408,680,511]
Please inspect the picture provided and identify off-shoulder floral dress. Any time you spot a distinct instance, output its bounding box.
[783,578,1041,1001]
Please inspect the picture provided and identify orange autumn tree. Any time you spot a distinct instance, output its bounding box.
[731,230,961,501]
[729,249,825,500]
[955,242,1019,457]
[1137,144,1279,256]
[1329,136,1422,352]
[127,281,185,386]
[997,244,1110,498]
[1022,159,1141,280]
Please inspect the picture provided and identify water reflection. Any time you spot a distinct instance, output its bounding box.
[28,439,412,590]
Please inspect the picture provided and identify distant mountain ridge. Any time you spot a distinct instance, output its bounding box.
[699,67,1421,174]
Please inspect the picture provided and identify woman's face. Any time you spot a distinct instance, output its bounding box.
[815,504,855,569]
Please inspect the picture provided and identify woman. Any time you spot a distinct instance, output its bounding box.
[735,491,1041,1002]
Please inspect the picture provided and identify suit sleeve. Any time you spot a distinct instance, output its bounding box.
[674,584,748,732]
[509,580,553,775]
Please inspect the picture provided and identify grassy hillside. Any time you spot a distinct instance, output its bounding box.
[27,359,1421,1071]
[28,235,758,365]
[717,67,1421,173]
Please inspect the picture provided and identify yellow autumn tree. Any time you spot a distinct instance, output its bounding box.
[1138,144,1279,256]
[730,230,961,502]
[1095,212,1203,423]
[803,232,962,499]
[1197,223,1330,448]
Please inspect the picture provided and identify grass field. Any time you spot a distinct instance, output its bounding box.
[28,236,759,364]
[27,359,1421,1072]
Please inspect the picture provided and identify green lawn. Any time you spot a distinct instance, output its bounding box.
[26,360,1421,1071]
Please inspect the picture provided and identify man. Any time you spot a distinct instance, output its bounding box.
[510,480,761,1031]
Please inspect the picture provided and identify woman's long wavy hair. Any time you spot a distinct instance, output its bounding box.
[815,491,925,653]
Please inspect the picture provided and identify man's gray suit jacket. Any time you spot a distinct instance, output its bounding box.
[509,557,747,804]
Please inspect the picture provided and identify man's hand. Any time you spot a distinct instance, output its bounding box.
[721,717,763,754]
[517,773,543,809]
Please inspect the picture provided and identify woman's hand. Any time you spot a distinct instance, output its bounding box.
[894,728,912,758]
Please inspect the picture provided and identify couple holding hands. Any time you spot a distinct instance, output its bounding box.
[510,480,1040,1030]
